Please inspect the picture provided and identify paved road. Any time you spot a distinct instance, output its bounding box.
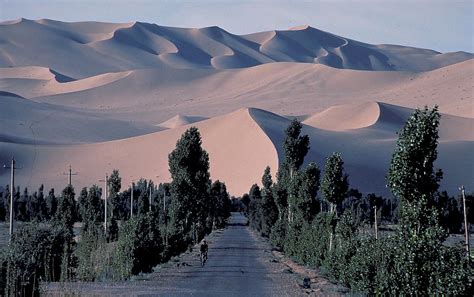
[45,213,303,296]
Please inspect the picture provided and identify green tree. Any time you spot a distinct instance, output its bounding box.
[321,152,348,252]
[248,184,263,232]
[17,187,28,221]
[55,185,76,234]
[80,185,102,232]
[386,106,471,295]
[136,178,150,215]
[289,162,320,224]
[168,127,211,245]
[36,185,47,221]
[282,119,310,223]
[0,189,6,221]
[4,223,67,296]
[46,188,57,220]
[77,187,88,222]
[112,214,162,280]
[209,180,231,230]
[321,152,348,214]
[260,167,278,237]
[54,185,77,281]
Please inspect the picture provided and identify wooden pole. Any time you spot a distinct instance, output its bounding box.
[460,186,470,257]
[374,206,379,240]
[130,183,134,219]
[3,158,19,238]
[104,174,108,235]
[9,158,14,237]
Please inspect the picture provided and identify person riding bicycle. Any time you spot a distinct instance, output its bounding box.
[200,240,208,266]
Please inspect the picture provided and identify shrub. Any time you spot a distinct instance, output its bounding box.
[112,214,162,280]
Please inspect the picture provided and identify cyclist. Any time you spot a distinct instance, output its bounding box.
[200,240,208,267]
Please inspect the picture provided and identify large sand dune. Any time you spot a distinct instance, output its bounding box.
[0,19,472,198]
[0,105,472,197]
[0,19,471,78]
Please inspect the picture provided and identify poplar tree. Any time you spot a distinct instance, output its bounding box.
[282,119,310,223]
[321,153,348,214]
[321,152,348,252]
[46,188,57,220]
[385,106,470,295]
[107,169,122,241]
[248,184,263,232]
[168,127,211,245]
[260,167,278,237]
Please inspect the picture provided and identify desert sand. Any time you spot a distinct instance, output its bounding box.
[0,20,472,197]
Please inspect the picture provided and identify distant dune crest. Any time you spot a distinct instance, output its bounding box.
[0,19,472,78]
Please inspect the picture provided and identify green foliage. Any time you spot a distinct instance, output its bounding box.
[388,106,443,204]
[272,178,287,220]
[248,184,262,232]
[209,180,231,229]
[288,162,320,224]
[260,167,278,237]
[326,211,359,284]
[269,216,287,249]
[135,178,150,215]
[292,212,333,267]
[79,185,102,232]
[283,119,310,174]
[4,223,67,296]
[436,191,463,233]
[76,225,109,281]
[168,127,211,244]
[321,152,348,213]
[112,214,162,280]
[45,188,57,220]
[54,185,77,233]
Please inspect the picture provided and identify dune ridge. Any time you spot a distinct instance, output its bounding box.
[1,105,472,197]
[0,19,471,78]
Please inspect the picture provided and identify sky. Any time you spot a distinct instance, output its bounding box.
[0,0,472,53]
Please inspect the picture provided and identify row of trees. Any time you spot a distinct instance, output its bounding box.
[244,108,472,295]
[0,127,231,296]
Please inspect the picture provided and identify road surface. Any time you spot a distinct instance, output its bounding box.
[45,213,313,296]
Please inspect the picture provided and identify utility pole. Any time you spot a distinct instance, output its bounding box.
[374,206,379,240]
[130,182,134,219]
[63,165,78,186]
[3,158,20,238]
[460,186,470,257]
[99,174,108,235]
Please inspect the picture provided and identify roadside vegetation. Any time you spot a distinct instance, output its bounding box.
[243,107,473,295]
[0,127,231,296]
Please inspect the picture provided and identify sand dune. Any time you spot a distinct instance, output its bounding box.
[158,115,208,129]
[3,60,468,123]
[0,108,278,196]
[0,93,160,144]
[0,105,472,197]
[0,66,131,98]
[0,19,472,198]
[0,19,471,78]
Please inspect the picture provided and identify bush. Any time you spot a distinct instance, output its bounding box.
[76,226,109,281]
[269,217,287,249]
[112,214,162,280]
[3,223,67,296]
